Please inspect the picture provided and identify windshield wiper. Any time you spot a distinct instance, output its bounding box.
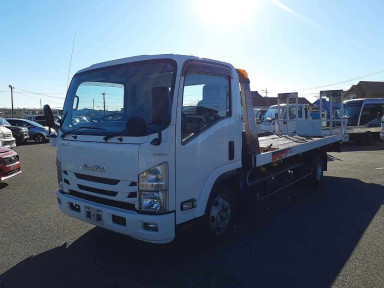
[103,131,126,142]
[61,126,106,138]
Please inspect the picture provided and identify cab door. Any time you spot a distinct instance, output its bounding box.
[175,61,239,224]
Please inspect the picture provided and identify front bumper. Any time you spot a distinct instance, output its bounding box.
[18,132,29,141]
[0,138,16,148]
[0,161,22,181]
[56,190,175,243]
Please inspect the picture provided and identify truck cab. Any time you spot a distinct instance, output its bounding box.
[49,55,243,243]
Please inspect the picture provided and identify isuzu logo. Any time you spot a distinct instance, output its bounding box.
[81,164,105,173]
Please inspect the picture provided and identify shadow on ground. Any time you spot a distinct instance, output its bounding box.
[342,140,384,152]
[0,182,8,190]
[1,177,384,288]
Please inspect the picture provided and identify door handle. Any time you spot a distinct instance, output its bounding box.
[228,141,234,160]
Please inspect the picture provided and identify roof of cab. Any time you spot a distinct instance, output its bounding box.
[344,98,384,104]
[76,54,234,74]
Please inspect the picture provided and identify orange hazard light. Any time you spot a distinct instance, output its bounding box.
[236,69,249,80]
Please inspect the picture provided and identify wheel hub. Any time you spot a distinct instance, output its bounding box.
[209,195,231,235]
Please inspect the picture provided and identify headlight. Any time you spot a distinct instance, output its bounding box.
[56,158,63,189]
[138,162,168,213]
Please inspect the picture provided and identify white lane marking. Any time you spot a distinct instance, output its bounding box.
[375,167,384,170]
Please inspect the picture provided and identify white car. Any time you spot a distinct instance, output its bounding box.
[380,116,384,140]
[0,125,16,148]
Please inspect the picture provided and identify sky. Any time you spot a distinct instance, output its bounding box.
[1,0,384,108]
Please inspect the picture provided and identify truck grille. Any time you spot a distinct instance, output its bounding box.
[3,155,19,165]
[77,184,118,197]
[74,173,120,185]
[3,133,12,139]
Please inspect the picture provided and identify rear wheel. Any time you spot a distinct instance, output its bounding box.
[310,153,324,186]
[34,134,45,144]
[205,185,234,242]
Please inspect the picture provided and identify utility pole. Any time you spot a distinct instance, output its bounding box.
[8,85,14,117]
[261,88,268,97]
[93,99,95,110]
[40,98,42,109]
[101,92,106,114]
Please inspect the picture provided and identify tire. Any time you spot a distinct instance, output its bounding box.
[310,153,324,186]
[204,185,234,242]
[34,134,45,144]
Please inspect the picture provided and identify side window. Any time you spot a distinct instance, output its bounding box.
[182,73,231,143]
[288,107,301,119]
[360,104,384,125]
[298,107,303,119]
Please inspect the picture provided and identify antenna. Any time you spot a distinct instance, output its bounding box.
[67,33,76,90]
[261,88,268,97]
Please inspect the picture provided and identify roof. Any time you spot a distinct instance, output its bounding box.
[344,98,384,104]
[251,91,263,98]
[252,97,311,107]
[347,81,384,94]
[77,54,234,74]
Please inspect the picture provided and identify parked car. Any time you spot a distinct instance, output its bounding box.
[380,116,384,141]
[0,120,16,149]
[5,118,57,144]
[0,147,21,181]
[0,117,29,145]
[33,115,61,130]
[344,99,384,144]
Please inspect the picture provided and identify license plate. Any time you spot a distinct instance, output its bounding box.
[84,206,103,224]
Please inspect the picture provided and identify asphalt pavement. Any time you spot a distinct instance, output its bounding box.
[1,141,384,288]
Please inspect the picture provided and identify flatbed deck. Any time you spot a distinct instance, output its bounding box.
[253,134,344,167]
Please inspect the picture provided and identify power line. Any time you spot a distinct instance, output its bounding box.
[13,88,65,99]
[303,69,384,91]
[15,91,63,106]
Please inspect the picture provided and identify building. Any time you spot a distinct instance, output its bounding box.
[0,108,61,119]
[251,91,311,109]
[345,81,384,100]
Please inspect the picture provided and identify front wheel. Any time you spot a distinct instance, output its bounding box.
[205,186,234,242]
[34,134,45,144]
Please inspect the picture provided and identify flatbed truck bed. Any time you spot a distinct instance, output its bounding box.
[254,134,344,167]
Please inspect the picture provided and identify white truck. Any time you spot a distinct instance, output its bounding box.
[44,54,348,243]
[261,103,308,134]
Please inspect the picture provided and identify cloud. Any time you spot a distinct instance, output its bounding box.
[271,0,321,29]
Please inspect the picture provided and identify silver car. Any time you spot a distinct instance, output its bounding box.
[6,118,57,144]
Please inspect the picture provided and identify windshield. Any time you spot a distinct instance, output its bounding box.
[0,117,11,126]
[62,60,176,136]
[26,120,45,128]
[263,106,284,120]
[344,102,362,126]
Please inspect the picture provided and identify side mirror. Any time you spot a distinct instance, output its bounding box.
[125,117,148,137]
[43,104,55,128]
